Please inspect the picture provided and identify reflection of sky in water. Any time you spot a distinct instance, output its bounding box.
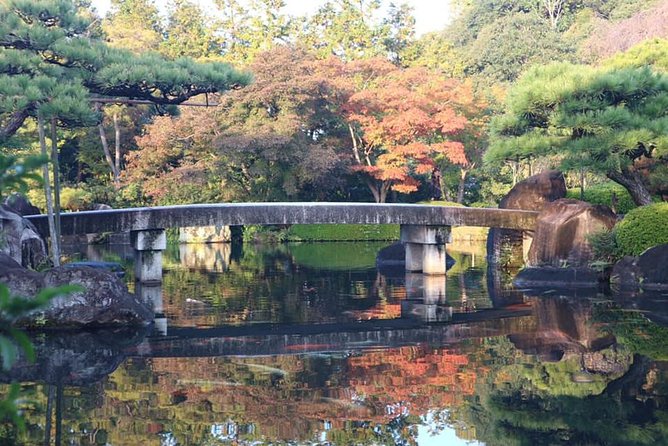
[418,426,484,446]
[417,411,484,446]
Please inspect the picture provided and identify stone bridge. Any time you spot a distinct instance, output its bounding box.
[27,203,538,281]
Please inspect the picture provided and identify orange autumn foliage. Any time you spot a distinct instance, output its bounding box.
[341,62,473,199]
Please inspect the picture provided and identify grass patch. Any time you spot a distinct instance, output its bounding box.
[284,224,399,241]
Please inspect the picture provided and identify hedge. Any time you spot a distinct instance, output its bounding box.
[615,202,668,256]
[566,182,636,214]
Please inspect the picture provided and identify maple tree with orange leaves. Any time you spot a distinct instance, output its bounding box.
[340,62,473,202]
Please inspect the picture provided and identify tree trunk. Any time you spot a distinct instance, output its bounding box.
[379,182,390,204]
[113,112,121,181]
[37,115,60,266]
[456,167,468,204]
[98,121,120,185]
[366,179,381,203]
[50,119,61,245]
[607,168,653,206]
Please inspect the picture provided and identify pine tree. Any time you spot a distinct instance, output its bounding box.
[487,61,668,206]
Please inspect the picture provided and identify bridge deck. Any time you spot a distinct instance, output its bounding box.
[26,202,538,236]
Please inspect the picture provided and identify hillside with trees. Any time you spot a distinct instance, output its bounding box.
[2,0,667,209]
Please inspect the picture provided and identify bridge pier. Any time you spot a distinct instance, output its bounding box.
[131,229,166,284]
[400,225,451,274]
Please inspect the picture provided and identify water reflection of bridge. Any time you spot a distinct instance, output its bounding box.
[132,309,532,358]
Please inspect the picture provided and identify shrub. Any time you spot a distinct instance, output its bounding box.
[27,186,92,212]
[588,229,622,264]
[567,182,637,214]
[615,202,668,256]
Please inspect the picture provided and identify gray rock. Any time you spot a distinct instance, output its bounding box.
[90,203,112,211]
[0,253,43,298]
[31,267,153,328]
[499,170,567,211]
[2,193,40,216]
[0,257,152,328]
[611,256,641,290]
[637,244,668,290]
[0,204,47,269]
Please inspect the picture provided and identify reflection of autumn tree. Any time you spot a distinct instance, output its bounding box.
[347,346,479,413]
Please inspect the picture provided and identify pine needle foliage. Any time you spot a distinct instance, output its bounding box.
[487,57,668,206]
[0,0,251,142]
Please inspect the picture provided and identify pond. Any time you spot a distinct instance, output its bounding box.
[2,240,668,446]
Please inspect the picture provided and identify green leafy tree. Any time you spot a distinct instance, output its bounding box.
[299,0,415,62]
[487,61,668,205]
[102,0,163,54]
[214,0,293,64]
[161,0,220,60]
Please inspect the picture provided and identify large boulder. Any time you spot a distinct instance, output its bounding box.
[2,193,40,216]
[487,171,566,266]
[0,254,152,328]
[528,199,616,267]
[0,205,47,269]
[499,170,567,211]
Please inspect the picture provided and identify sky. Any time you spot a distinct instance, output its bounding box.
[90,0,454,36]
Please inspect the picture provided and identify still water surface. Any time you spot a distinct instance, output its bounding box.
[3,241,668,445]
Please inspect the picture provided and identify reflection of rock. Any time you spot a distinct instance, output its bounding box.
[528,199,616,267]
[509,296,616,361]
[179,225,231,243]
[0,328,147,385]
[486,264,525,308]
[0,256,153,328]
[583,349,634,375]
[179,243,231,271]
[0,205,47,269]
[487,170,566,267]
[611,244,668,291]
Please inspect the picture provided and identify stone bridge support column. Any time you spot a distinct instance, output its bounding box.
[400,225,451,274]
[131,229,166,284]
